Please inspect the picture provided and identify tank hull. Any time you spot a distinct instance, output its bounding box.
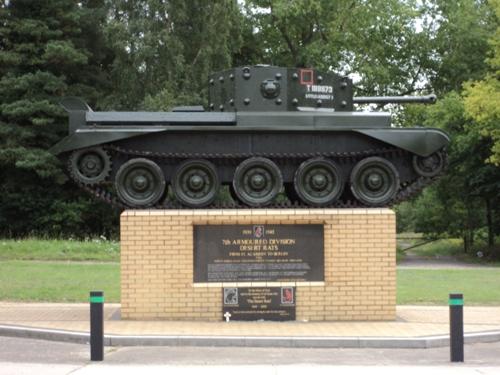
[51,119,449,158]
[54,126,448,209]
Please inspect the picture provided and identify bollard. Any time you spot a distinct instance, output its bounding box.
[449,293,464,362]
[90,291,104,361]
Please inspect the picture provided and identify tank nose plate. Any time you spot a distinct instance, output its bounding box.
[356,128,450,157]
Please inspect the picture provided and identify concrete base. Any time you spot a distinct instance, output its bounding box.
[120,209,396,321]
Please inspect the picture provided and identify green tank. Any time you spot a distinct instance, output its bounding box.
[50,65,449,209]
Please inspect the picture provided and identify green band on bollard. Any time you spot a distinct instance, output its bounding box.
[449,298,463,306]
[90,296,104,303]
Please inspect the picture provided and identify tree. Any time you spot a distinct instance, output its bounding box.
[397,91,500,254]
[463,0,500,166]
[243,0,438,96]
[104,0,242,110]
[0,0,117,237]
[392,0,499,256]
[427,0,495,94]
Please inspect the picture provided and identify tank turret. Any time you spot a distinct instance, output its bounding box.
[208,65,353,111]
[51,65,450,209]
[208,65,436,112]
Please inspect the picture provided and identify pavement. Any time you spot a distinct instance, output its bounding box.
[1,302,500,372]
[1,365,499,375]
[1,302,500,348]
[1,336,500,374]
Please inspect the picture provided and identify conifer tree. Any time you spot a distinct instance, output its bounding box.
[0,0,115,236]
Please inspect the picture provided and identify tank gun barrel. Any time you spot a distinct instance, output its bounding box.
[353,94,437,105]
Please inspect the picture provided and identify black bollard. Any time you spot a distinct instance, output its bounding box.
[90,291,104,361]
[449,293,464,362]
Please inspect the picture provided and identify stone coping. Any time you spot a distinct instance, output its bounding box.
[121,208,393,217]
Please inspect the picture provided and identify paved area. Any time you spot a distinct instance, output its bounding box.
[1,336,500,374]
[2,364,499,375]
[0,302,499,340]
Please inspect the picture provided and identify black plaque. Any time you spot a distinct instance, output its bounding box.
[194,224,324,282]
[222,287,295,321]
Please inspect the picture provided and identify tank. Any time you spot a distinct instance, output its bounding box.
[50,65,450,209]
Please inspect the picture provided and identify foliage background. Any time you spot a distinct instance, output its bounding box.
[0,0,498,255]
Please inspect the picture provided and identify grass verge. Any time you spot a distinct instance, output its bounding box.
[397,268,500,305]
[0,261,120,302]
[0,238,119,262]
[1,260,500,305]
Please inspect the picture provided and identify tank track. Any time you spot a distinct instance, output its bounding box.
[71,145,445,210]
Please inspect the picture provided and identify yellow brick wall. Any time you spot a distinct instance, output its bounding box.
[120,209,396,321]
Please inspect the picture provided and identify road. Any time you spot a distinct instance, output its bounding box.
[1,336,500,374]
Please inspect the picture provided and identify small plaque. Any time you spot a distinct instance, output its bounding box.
[194,224,324,282]
[222,287,295,321]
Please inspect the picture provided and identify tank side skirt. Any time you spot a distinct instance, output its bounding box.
[51,124,447,157]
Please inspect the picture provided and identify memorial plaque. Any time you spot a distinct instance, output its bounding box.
[194,224,324,282]
[222,287,295,321]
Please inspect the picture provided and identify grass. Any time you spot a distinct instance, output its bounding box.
[0,260,499,305]
[397,269,500,305]
[0,260,120,302]
[0,238,119,261]
[1,238,499,305]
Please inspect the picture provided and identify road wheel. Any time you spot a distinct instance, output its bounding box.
[350,156,399,206]
[172,159,219,208]
[115,158,165,208]
[232,157,283,207]
[294,157,343,206]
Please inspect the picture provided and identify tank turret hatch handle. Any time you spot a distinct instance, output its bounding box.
[353,94,437,105]
[60,97,93,112]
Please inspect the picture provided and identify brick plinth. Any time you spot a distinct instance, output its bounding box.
[120,209,396,321]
